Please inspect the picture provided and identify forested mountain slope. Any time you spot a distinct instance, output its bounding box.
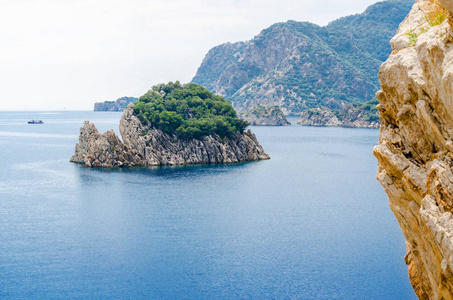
[192,0,414,114]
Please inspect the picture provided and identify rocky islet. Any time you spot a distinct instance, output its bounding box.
[72,87,270,167]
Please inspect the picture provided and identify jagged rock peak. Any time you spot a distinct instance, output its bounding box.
[373,0,453,298]
[70,121,140,167]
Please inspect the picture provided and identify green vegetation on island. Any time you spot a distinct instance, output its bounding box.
[133,82,250,140]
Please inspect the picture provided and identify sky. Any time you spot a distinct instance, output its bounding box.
[0,0,388,110]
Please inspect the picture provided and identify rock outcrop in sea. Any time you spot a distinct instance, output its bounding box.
[70,120,140,167]
[71,104,270,167]
[373,0,453,298]
[240,105,291,126]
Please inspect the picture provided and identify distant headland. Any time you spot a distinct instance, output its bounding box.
[94,96,138,111]
[240,105,291,126]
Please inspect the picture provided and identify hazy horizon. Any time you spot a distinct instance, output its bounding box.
[0,0,397,111]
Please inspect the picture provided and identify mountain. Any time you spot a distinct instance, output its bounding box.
[94,96,138,111]
[191,0,414,115]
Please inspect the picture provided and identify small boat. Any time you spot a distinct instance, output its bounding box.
[28,120,44,124]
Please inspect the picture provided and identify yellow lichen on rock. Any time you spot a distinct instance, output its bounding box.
[374,0,453,299]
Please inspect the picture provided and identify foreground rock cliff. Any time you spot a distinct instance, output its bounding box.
[71,83,270,167]
[374,0,453,298]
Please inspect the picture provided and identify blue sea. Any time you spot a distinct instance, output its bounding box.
[0,111,416,299]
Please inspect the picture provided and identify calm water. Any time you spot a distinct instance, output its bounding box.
[0,112,416,299]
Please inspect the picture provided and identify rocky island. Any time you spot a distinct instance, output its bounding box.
[297,99,380,128]
[240,105,291,126]
[374,0,453,298]
[71,82,269,167]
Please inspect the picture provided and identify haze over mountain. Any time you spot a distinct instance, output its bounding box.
[192,0,414,115]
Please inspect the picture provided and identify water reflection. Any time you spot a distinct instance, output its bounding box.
[74,160,263,182]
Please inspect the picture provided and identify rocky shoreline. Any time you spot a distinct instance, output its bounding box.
[297,103,380,128]
[71,104,270,167]
[240,105,291,126]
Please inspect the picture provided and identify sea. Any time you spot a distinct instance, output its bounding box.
[0,111,417,299]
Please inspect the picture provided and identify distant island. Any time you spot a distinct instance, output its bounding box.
[94,96,138,111]
[72,82,269,167]
[192,0,413,115]
[240,105,290,126]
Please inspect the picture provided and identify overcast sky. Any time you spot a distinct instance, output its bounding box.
[0,0,390,110]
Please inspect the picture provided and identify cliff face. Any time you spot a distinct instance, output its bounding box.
[240,105,291,126]
[192,0,413,114]
[94,97,138,111]
[297,102,380,128]
[71,105,269,167]
[70,121,140,167]
[373,1,453,298]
